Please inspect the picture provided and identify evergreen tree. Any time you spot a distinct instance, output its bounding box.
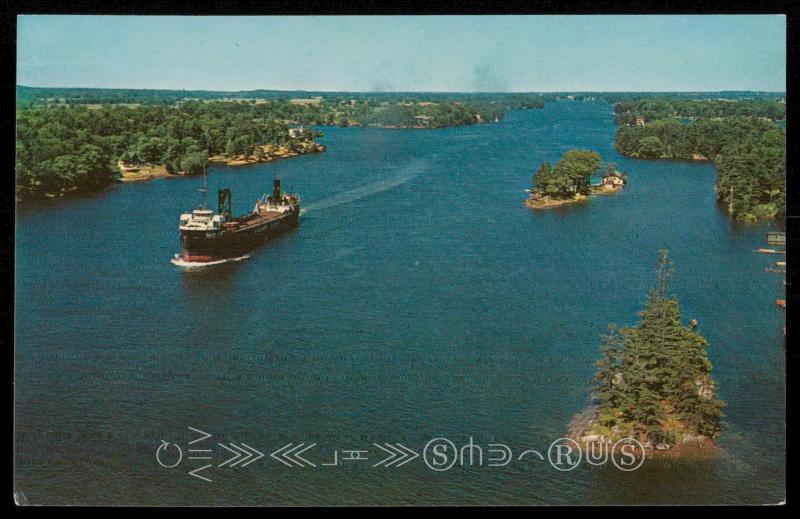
[592,250,724,443]
[594,324,625,408]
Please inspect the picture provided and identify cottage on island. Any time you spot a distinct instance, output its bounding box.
[592,169,627,193]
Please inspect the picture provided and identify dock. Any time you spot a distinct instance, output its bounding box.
[755,233,787,322]
[767,231,786,246]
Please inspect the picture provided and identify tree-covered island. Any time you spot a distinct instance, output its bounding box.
[613,97,786,222]
[570,250,725,456]
[525,150,626,209]
[525,149,600,209]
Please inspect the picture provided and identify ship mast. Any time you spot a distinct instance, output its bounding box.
[200,159,208,209]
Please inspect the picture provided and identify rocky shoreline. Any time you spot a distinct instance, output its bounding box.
[524,193,589,209]
[118,162,171,183]
[567,405,719,459]
[118,140,326,183]
[617,150,710,162]
[589,184,625,195]
[524,186,625,209]
[208,140,326,167]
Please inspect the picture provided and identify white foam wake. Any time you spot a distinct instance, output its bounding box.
[302,158,428,214]
[170,253,251,268]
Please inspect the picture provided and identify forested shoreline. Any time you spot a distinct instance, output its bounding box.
[614,97,785,124]
[15,88,546,200]
[613,99,786,222]
[15,102,326,200]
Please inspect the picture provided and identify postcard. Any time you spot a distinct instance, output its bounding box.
[13,13,787,506]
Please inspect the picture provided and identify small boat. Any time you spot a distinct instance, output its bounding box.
[776,261,786,267]
[755,248,785,254]
[776,299,786,308]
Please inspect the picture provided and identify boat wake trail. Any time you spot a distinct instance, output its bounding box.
[301,158,428,214]
[170,253,251,268]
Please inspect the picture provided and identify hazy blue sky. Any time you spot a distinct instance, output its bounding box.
[17,15,786,92]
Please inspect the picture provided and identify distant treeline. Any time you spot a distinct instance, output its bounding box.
[614,97,785,124]
[17,86,307,106]
[17,85,783,108]
[16,86,545,128]
[16,85,545,108]
[615,117,786,221]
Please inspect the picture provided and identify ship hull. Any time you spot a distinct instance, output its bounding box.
[179,209,298,262]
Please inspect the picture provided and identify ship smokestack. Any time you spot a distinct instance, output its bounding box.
[273,178,282,201]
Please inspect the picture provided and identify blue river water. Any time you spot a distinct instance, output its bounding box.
[15,102,785,505]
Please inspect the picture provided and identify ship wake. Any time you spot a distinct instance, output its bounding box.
[170,253,251,268]
[302,158,428,214]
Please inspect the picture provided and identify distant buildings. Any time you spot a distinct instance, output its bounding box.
[289,96,323,106]
[634,116,646,126]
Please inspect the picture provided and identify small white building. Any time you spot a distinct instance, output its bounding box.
[599,170,626,191]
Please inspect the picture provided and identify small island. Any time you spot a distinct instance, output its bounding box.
[524,150,626,209]
[570,250,725,457]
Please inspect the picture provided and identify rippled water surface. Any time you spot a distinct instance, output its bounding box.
[15,102,785,505]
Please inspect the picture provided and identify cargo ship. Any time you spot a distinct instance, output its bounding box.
[172,170,300,265]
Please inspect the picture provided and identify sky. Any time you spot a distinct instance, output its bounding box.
[17,15,786,92]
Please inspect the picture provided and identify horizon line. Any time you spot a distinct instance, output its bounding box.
[16,84,787,95]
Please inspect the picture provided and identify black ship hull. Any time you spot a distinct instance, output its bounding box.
[179,210,299,262]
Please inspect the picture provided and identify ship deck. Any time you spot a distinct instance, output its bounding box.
[224,211,288,231]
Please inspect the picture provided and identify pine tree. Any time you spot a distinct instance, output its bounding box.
[592,250,725,444]
[594,324,625,407]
